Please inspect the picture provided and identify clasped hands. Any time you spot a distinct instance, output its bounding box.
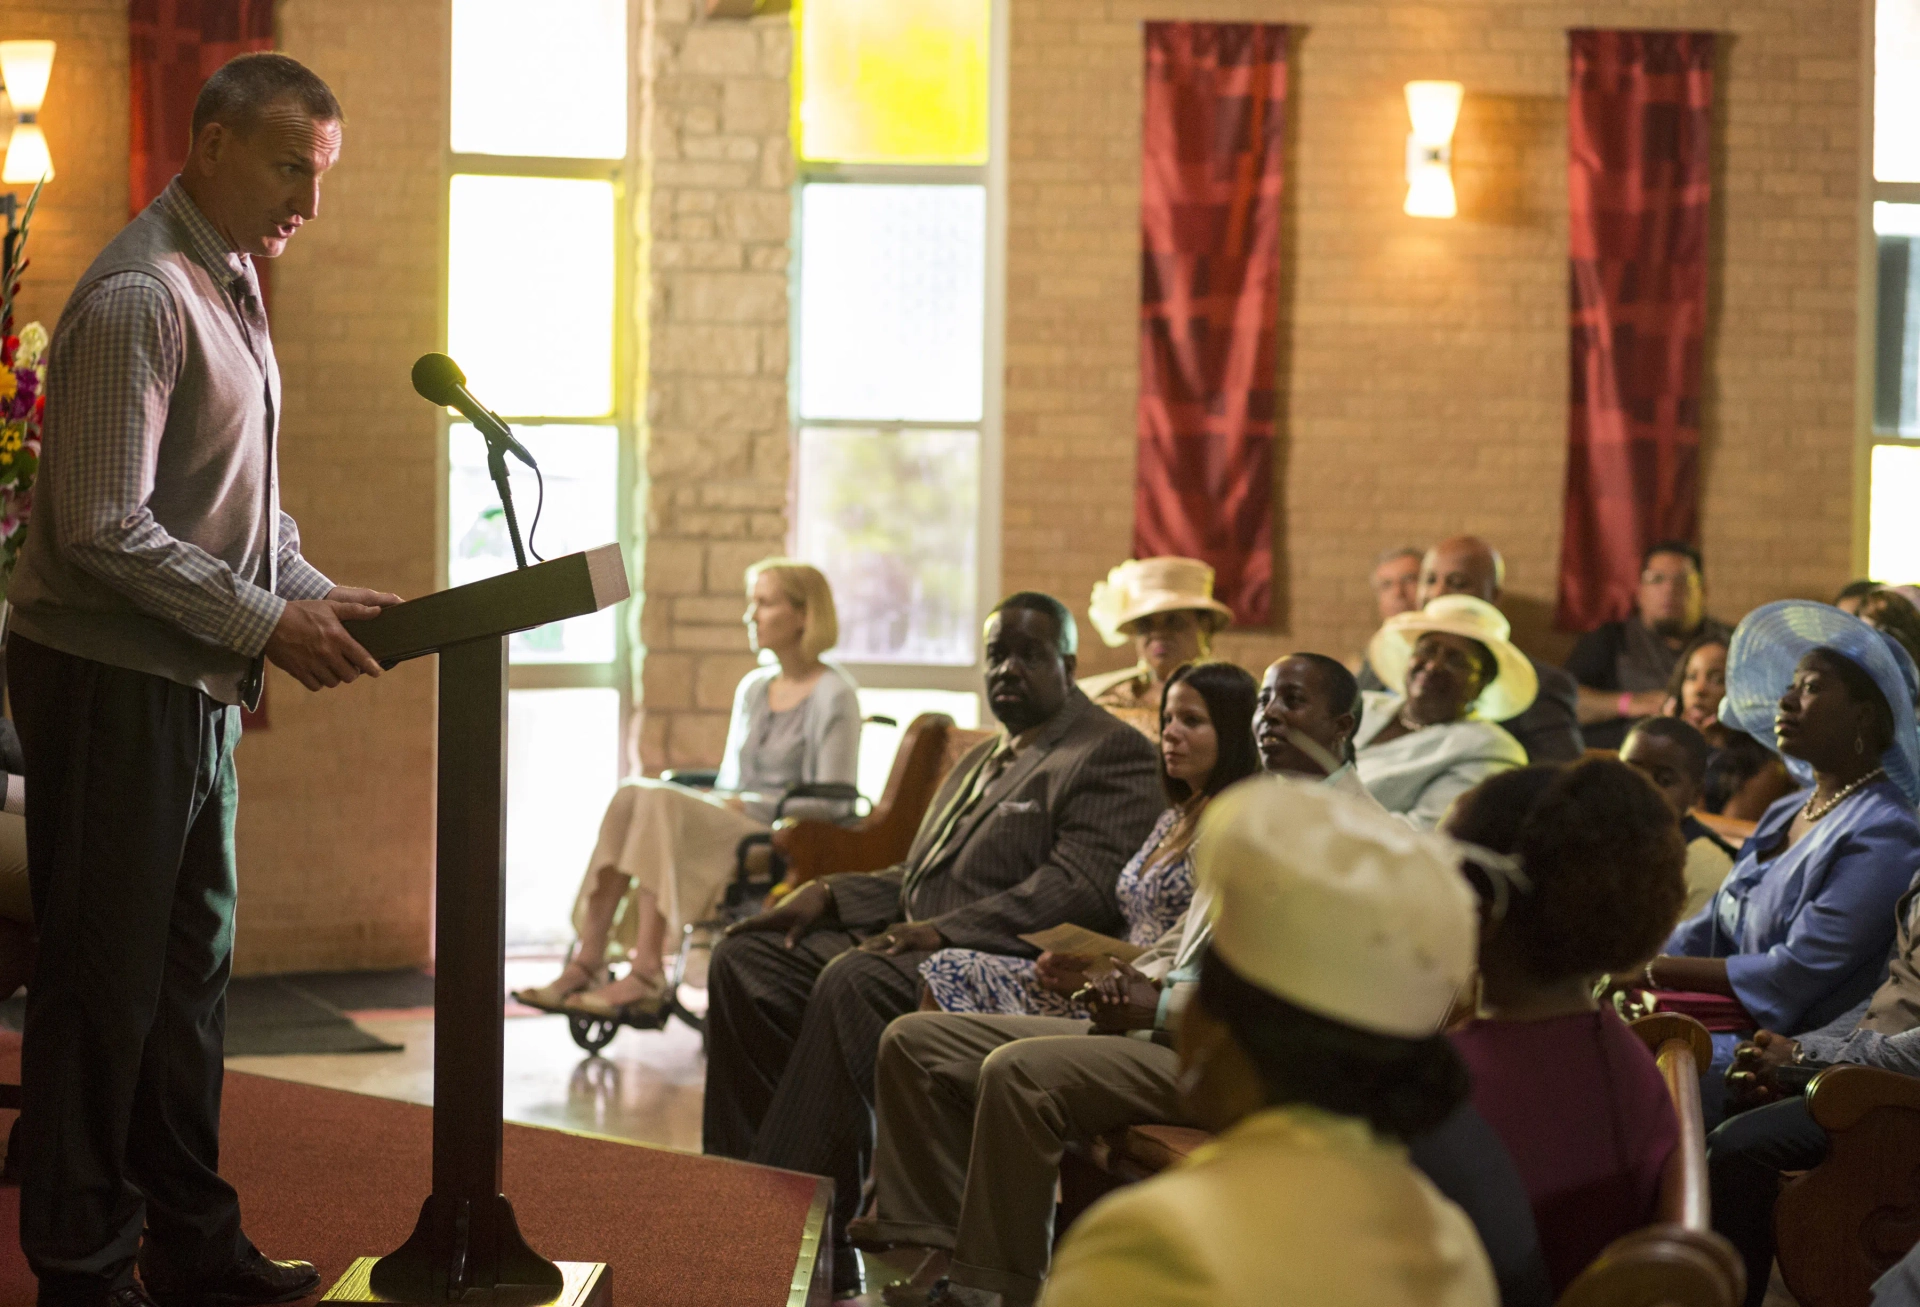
[1036,952,1161,1034]
[264,586,402,690]
[1725,1030,1802,1111]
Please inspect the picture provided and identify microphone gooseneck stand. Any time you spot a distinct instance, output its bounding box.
[486,436,529,571]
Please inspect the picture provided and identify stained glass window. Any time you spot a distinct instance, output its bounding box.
[796,0,990,165]
[797,182,986,422]
[451,0,627,159]
[448,174,616,417]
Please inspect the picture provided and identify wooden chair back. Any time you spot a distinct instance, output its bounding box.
[1774,1063,1920,1307]
[771,714,992,885]
[1555,1013,1744,1307]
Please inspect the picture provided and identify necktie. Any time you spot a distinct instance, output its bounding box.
[905,742,1017,905]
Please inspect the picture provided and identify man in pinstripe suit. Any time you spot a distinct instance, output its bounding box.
[702,592,1164,1296]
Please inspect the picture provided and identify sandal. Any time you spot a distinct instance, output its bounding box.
[511,959,603,1013]
[563,971,669,1020]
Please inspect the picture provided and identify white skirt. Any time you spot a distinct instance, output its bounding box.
[569,778,768,962]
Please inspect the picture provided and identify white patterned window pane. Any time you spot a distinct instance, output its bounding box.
[1878,204,1920,436]
[450,423,620,663]
[853,689,980,802]
[798,183,985,422]
[796,426,978,664]
[1880,0,1920,182]
[449,175,615,417]
[505,688,620,950]
[1872,444,1920,583]
[451,0,627,159]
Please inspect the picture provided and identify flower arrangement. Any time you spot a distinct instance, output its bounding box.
[0,178,45,598]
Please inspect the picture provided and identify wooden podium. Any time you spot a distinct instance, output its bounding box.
[321,545,628,1307]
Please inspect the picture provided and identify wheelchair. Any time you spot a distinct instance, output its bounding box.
[563,775,873,1055]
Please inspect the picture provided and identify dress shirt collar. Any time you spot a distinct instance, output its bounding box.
[157,177,253,290]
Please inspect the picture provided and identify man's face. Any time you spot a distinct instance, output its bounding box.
[982,608,1074,734]
[1418,543,1498,608]
[1621,731,1699,816]
[1254,656,1353,776]
[1371,555,1421,622]
[1638,551,1704,638]
[188,101,341,258]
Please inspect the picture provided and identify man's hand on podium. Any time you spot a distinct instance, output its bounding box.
[265,586,402,691]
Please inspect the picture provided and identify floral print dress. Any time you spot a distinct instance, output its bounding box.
[918,807,1194,1017]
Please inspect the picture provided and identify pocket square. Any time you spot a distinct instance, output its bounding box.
[999,798,1041,814]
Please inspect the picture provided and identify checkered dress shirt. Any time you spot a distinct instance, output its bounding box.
[41,180,332,661]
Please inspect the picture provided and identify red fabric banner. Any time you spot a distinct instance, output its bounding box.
[128,0,275,216]
[1136,23,1288,626]
[1556,30,1715,632]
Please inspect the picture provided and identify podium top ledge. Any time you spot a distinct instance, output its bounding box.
[344,543,629,667]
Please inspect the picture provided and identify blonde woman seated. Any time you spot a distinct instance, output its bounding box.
[514,559,861,1020]
[1354,594,1533,828]
[1079,557,1233,740]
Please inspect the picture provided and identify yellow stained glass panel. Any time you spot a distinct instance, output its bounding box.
[796,0,990,166]
[1870,444,1920,583]
[447,174,615,417]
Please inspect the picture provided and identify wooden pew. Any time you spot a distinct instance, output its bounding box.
[1058,1013,1744,1307]
[1773,1064,1920,1307]
[770,713,995,885]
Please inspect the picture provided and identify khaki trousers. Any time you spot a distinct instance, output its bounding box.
[867,1011,1188,1307]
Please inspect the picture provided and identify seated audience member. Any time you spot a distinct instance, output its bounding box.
[1835,578,1883,616]
[1360,535,1582,763]
[701,593,1163,1297]
[1622,718,1740,919]
[0,714,29,999]
[1352,546,1424,666]
[920,662,1259,1017]
[1038,781,1497,1307]
[1664,630,1794,819]
[1860,585,1920,673]
[1567,540,1732,750]
[1640,602,1920,1084]
[1708,842,1920,1307]
[1079,557,1233,740]
[1444,762,1687,1292]
[1356,594,1532,828]
[859,659,1556,1307]
[513,558,861,1019]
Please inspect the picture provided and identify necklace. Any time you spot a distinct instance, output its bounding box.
[1802,768,1887,822]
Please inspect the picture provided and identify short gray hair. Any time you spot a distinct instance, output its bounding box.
[192,53,342,142]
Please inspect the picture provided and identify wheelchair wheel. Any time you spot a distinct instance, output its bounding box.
[567,1013,620,1053]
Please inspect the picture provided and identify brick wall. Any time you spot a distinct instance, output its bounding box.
[231,0,447,973]
[1005,0,1868,683]
[633,0,793,772]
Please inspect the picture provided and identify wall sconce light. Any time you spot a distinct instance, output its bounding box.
[0,41,55,184]
[1403,80,1463,219]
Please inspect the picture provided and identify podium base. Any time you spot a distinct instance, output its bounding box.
[320,1259,610,1306]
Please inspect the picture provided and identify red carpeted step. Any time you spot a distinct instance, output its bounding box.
[0,1032,819,1306]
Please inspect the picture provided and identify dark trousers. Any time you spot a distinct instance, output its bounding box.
[9,635,249,1303]
[1707,1096,1828,1307]
[702,926,924,1246]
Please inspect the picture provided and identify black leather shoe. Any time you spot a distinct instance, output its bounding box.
[146,1250,321,1307]
[830,1246,864,1300]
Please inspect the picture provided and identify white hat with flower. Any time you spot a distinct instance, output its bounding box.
[1086,556,1235,649]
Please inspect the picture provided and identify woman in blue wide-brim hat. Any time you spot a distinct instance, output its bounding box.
[1634,600,1920,1105]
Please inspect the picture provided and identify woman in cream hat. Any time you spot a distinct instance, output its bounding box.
[1040,778,1496,1307]
[1355,594,1536,829]
[1081,557,1235,740]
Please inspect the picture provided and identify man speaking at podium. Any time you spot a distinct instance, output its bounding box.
[5,54,397,1307]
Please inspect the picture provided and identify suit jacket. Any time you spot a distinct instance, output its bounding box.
[1357,655,1583,764]
[824,688,1164,955]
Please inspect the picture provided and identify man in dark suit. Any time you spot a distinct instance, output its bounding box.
[701,592,1163,1295]
[1359,535,1584,763]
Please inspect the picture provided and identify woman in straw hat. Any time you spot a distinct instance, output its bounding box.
[1081,557,1234,740]
[1633,601,1920,1110]
[1039,778,1497,1307]
[1354,595,1536,829]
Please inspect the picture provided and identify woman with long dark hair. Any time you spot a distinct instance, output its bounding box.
[918,661,1261,1017]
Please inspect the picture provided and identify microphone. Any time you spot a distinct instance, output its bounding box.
[411,353,537,469]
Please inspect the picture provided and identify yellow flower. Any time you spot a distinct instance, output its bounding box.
[0,372,16,404]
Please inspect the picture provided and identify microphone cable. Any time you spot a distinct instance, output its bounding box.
[527,459,547,563]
